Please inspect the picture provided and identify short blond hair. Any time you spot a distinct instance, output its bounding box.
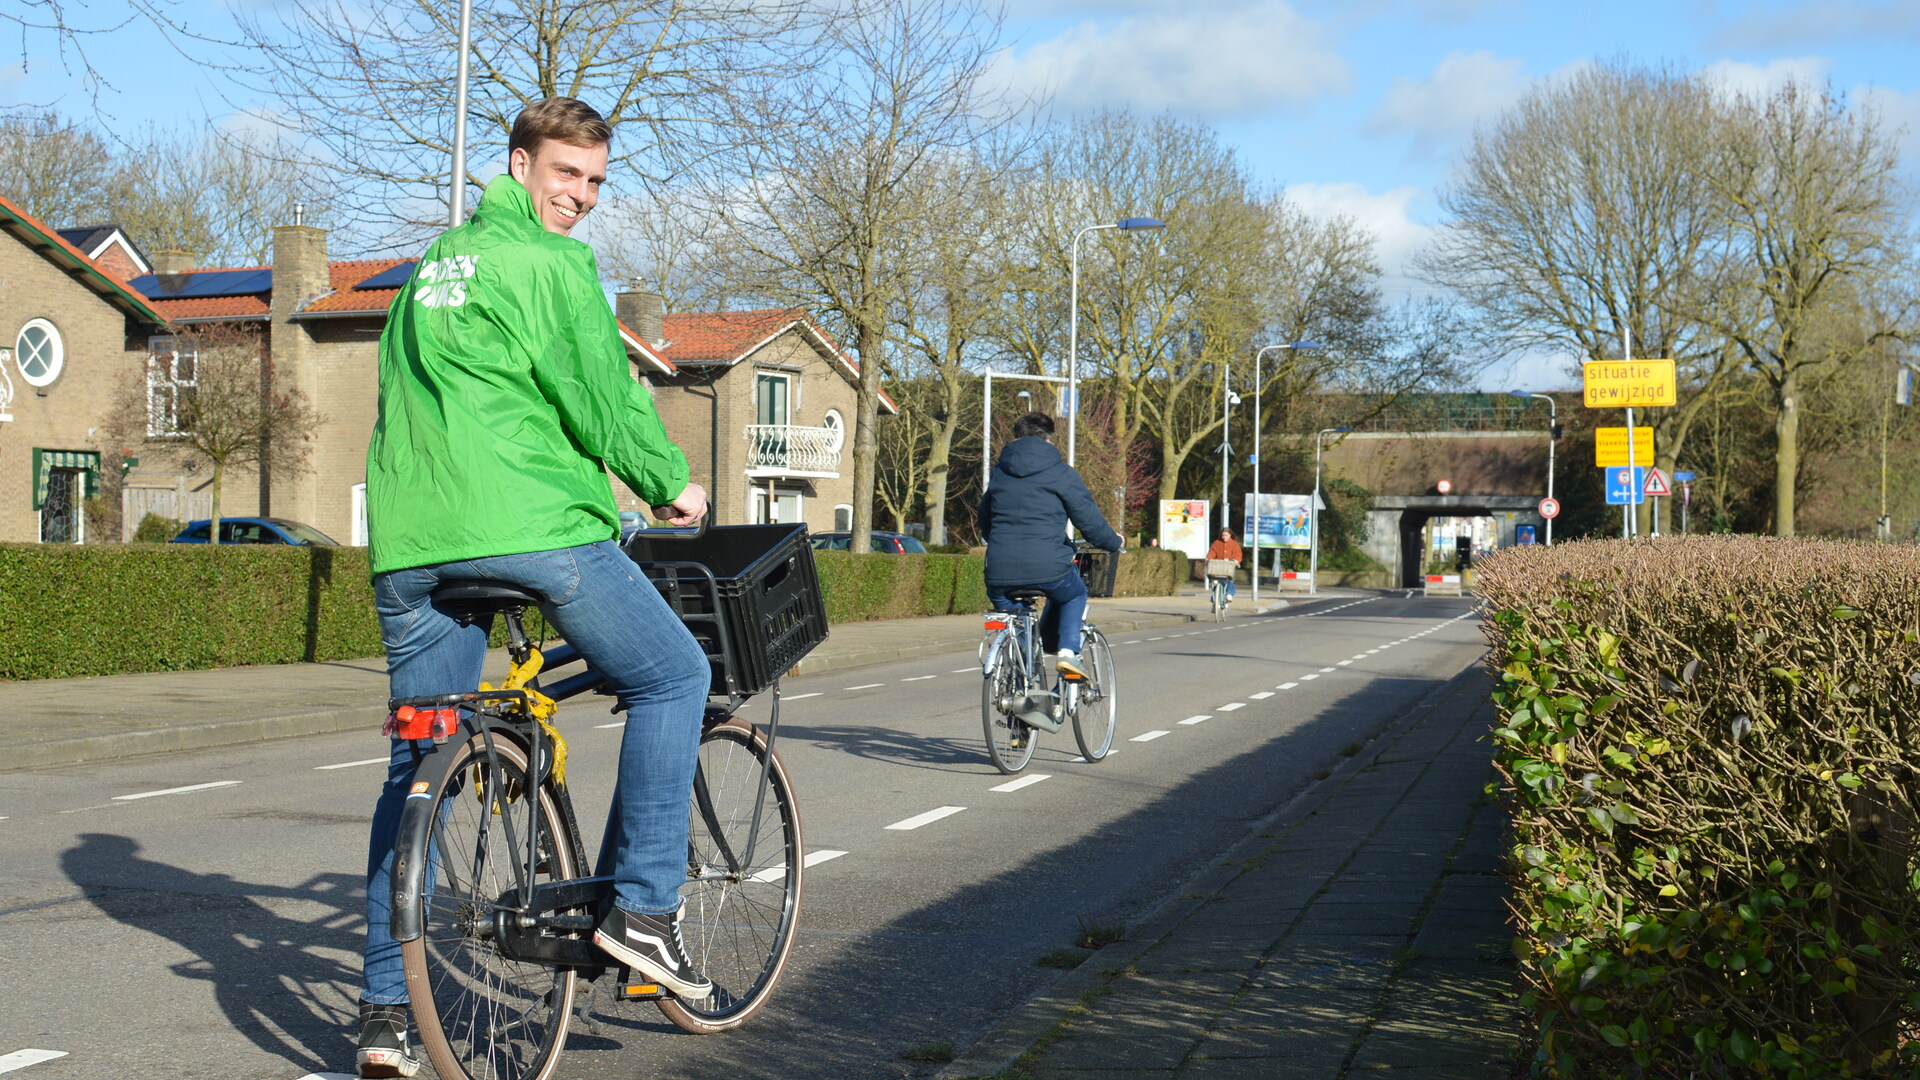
[509,98,612,158]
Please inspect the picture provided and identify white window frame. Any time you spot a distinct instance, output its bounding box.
[351,482,368,546]
[16,318,63,387]
[821,408,846,451]
[834,503,853,531]
[755,370,793,428]
[146,336,198,437]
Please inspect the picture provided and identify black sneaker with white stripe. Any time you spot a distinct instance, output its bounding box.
[593,903,713,999]
[356,1000,420,1078]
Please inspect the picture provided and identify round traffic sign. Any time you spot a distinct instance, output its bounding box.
[1539,497,1561,519]
[1437,479,1452,494]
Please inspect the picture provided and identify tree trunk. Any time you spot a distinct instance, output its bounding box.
[210,463,224,549]
[1775,368,1799,536]
[925,405,961,546]
[850,320,883,555]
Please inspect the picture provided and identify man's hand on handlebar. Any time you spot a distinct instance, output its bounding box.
[653,482,709,527]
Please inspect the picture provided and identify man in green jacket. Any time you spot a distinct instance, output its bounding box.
[357,97,710,1078]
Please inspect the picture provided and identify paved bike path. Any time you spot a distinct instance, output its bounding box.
[0,591,1313,772]
[937,664,1523,1080]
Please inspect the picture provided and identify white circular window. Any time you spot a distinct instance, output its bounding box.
[16,319,63,387]
[821,408,846,451]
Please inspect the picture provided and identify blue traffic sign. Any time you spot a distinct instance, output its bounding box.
[1674,470,1695,483]
[1605,466,1647,505]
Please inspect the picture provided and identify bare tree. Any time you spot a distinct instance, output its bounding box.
[236,0,825,247]
[0,113,118,225]
[1694,81,1908,535]
[121,326,325,541]
[706,0,1022,553]
[1423,60,1740,532]
[2,0,227,117]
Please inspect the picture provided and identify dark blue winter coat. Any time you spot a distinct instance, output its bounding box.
[978,436,1125,587]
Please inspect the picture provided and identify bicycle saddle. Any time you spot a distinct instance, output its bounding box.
[432,580,546,609]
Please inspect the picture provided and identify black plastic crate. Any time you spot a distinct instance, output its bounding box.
[622,523,829,697]
[1075,547,1119,598]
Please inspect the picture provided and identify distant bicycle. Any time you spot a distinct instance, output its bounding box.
[978,590,1117,774]
[1206,558,1236,621]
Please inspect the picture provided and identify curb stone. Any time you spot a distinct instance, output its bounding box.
[934,662,1492,1080]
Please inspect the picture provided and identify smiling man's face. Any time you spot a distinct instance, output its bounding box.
[508,138,608,236]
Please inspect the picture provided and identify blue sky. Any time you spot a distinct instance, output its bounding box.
[8,0,1919,389]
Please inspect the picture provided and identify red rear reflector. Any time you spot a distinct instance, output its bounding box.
[984,620,1008,630]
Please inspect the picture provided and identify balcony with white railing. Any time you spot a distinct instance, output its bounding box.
[744,424,843,477]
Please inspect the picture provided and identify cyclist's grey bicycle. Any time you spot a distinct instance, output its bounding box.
[386,518,822,1080]
[978,590,1117,774]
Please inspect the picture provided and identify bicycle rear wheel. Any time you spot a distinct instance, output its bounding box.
[403,732,578,1080]
[656,718,804,1034]
[1071,627,1118,762]
[981,635,1036,774]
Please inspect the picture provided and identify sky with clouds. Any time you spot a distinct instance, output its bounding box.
[9,0,1920,388]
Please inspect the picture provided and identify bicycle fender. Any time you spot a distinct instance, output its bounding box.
[388,738,461,944]
[979,627,1011,673]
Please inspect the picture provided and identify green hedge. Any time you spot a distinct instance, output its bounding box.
[0,543,1182,681]
[0,542,382,680]
[1477,537,1920,1077]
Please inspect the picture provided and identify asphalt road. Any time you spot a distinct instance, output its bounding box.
[0,592,1484,1080]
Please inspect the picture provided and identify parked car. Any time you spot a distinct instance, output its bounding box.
[170,517,341,546]
[808,530,928,554]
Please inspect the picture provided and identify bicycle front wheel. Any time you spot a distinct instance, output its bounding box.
[402,732,578,1080]
[981,635,1036,774]
[656,718,804,1034]
[1072,627,1118,762]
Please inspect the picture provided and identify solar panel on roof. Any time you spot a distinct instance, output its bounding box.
[127,268,274,299]
[354,262,416,290]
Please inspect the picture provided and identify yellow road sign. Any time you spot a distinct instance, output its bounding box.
[1595,426,1655,467]
[1584,359,1677,407]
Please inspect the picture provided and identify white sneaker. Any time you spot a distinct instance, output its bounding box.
[1056,651,1088,681]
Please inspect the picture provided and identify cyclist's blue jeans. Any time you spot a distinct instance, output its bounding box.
[361,540,707,1005]
[988,566,1088,656]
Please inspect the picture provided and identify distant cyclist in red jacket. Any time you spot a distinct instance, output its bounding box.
[1207,528,1243,601]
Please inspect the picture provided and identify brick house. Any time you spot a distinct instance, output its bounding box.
[0,195,171,543]
[617,296,898,531]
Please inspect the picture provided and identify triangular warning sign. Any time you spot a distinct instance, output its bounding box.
[1643,467,1672,497]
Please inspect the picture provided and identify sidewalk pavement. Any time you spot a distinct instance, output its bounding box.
[939,666,1524,1080]
[2,589,1313,772]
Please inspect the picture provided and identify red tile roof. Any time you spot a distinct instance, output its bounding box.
[0,192,168,325]
[657,308,896,413]
[149,294,272,321]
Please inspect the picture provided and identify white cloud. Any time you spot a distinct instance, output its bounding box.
[1710,0,1920,50]
[1697,56,1832,99]
[990,0,1351,117]
[1284,181,1435,278]
[1855,83,1920,173]
[1367,50,1528,144]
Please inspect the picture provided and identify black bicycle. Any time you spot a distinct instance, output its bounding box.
[385,519,824,1080]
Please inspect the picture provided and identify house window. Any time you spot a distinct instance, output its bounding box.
[821,408,845,451]
[834,504,852,531]
[756,371,791,427]
[147,336,198,436]
[16,319,63,387]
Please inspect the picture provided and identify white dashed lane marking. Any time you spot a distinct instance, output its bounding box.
[1131,730,1170,742]
[886,806,966,830]
[1300,674,1319,681]
[900,675,938,682]
[1178,715,1211,725]
[114,781,242,802]
[750,848,849,883]
[1216,703,1245,712]
[953,668,978,673]
[782,692,824,701]
[1320,667,1337,672]
[990,774,1052,792]
[1250,691,1274,700]
[844,683,885,691]
[315,757,388,770]
[0,1051,69,1073]
[1278,682,1299,689]
[595,720,626,728]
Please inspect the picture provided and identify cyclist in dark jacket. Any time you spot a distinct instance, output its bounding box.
[978,412,1124,680]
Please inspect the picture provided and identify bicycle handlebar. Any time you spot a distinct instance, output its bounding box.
[642,493,713,541]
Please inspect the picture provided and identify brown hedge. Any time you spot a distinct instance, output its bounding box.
[1476,537,1920,1076]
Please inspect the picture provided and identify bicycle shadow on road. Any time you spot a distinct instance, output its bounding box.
[772,722,984,771]
[59,832,363,1075]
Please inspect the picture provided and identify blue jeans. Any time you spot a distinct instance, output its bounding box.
[362,540,707,1005]
[987,566,1088,656]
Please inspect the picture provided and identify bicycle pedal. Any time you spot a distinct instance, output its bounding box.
[614,977,668,1001]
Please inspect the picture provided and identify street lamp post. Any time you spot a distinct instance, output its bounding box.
[448,0,474,225]
[1219,378,1239,537]
[1249,341,1322,605]
[981,371,1070,493]
[1508,390,1559,545]
[1309,426,1351,596]
[1067,216,1165,466]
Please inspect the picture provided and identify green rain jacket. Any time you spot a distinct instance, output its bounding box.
[366,175,689,574]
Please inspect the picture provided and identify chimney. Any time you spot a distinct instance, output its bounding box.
[265,222,330,521]
[616,286,666,347]
[151,249,200,274]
